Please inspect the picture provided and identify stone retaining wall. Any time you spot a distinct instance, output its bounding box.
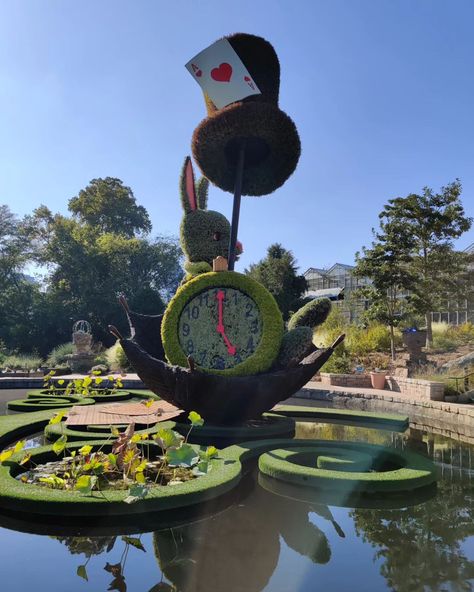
[320,373,445,401]
[295,383,474,443]
[320,373,372,388]
[386,376,445,401]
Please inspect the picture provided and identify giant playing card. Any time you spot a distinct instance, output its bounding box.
[185,38,261,109]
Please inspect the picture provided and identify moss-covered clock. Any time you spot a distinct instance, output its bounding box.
[161,271,284,376]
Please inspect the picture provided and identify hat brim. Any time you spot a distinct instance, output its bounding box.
[192,102,301,196]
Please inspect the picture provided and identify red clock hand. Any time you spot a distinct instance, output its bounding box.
[216,290,236,356]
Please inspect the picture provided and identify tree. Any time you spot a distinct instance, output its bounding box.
[245,243,307,320]
[354,219,416,360]
[68,177,151,237]
[352,476,474,591]
[379,180,472,347]
[31,201,182,347]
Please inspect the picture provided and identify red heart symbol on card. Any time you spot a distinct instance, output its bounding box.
[211,63,232,83]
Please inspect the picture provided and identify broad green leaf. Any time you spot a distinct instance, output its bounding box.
[53,435,68,456]
[188,411,204,427]
[13,440,26,454]
[83,376,92,387]
[108,453,117,466]
[153,428,182,450]
[79,445,93,457]
[111,426,120,437]
[58,379,65,385]
[206,445,218,458]
[77,564,88,581]
[0,449,13,464]
[75,474,97,495]
[135,471,145,483]
[124,483,148,504]
[123,449,136,464]
[143,399,154,408]
[121,536,146,552]
[131,434,143,443]
[192,460,211,476]
[166,444,199,468]
[39,475,65,488]
[92,370,101,375]
[94,376,103,385]
[49,410,65,425]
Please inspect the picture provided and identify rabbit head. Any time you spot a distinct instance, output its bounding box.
[179,157,243,266]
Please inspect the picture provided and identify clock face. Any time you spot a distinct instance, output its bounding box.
[178,287,263,371]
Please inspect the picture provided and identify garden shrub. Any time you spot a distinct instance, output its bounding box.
[321,345,352,374]
[46,343,74,367]
[106,342,133,372]
[2,354,43,372]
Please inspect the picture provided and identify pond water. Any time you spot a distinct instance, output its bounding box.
[1,415,474,591]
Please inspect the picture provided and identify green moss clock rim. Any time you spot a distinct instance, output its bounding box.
[161,271,284,376]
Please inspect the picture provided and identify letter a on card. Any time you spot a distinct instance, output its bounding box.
[185,39,261,109]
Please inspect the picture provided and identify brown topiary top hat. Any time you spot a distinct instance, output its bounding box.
[191,33,301,197]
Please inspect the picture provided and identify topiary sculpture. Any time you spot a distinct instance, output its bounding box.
[179,157,242,280]
[277,298,332,368]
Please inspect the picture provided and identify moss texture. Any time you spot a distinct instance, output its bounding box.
[0,409,58,450]
[172,413,295,446]
[288,298,332,331]
[7,396,95,412]
[273,405,409,432]
[161,272,284,376]
[0,440,241,516]
[45,419,176,443]
[27,389,138,403]
[258,442,437,493]
[0,429,436,517]
[192,34,301,196]
[192,102,300,196]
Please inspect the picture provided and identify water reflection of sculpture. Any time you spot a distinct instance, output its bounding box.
[352,476,474,592]
[153,477,344,592]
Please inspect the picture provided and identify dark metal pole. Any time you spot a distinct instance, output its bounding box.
[227,140,246,271]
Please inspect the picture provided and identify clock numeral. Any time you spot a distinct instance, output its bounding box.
[197,351,207,365]
[182,323,190,337]
[250,319,259,334]
[245,302,253,318]
[199,292,209,307]
[233,292,239,306]
[186,339,194,354]
[212,356,225,370]
[247,336,255,353]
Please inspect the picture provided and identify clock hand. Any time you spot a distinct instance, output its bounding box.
[216,290,236,356]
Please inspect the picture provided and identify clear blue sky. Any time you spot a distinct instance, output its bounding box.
[1,0,473,274]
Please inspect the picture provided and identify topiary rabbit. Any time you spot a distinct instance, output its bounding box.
[179,157,242,280]
[179,155,331,369]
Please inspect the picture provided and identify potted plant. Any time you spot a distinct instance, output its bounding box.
[369,354,389,389]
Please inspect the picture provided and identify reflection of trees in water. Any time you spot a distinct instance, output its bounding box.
[352,477,474,592]
[52,536,117,557]
[153,479,339,592]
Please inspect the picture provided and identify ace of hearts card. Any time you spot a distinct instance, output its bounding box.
[185,38,261,109]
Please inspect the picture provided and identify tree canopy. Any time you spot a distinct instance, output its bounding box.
[361,181,472,347]
[0,178,182,356]
[245,243,307,321]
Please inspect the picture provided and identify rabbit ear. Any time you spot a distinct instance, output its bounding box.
[196,177,209,210]
[180,157,197,213]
